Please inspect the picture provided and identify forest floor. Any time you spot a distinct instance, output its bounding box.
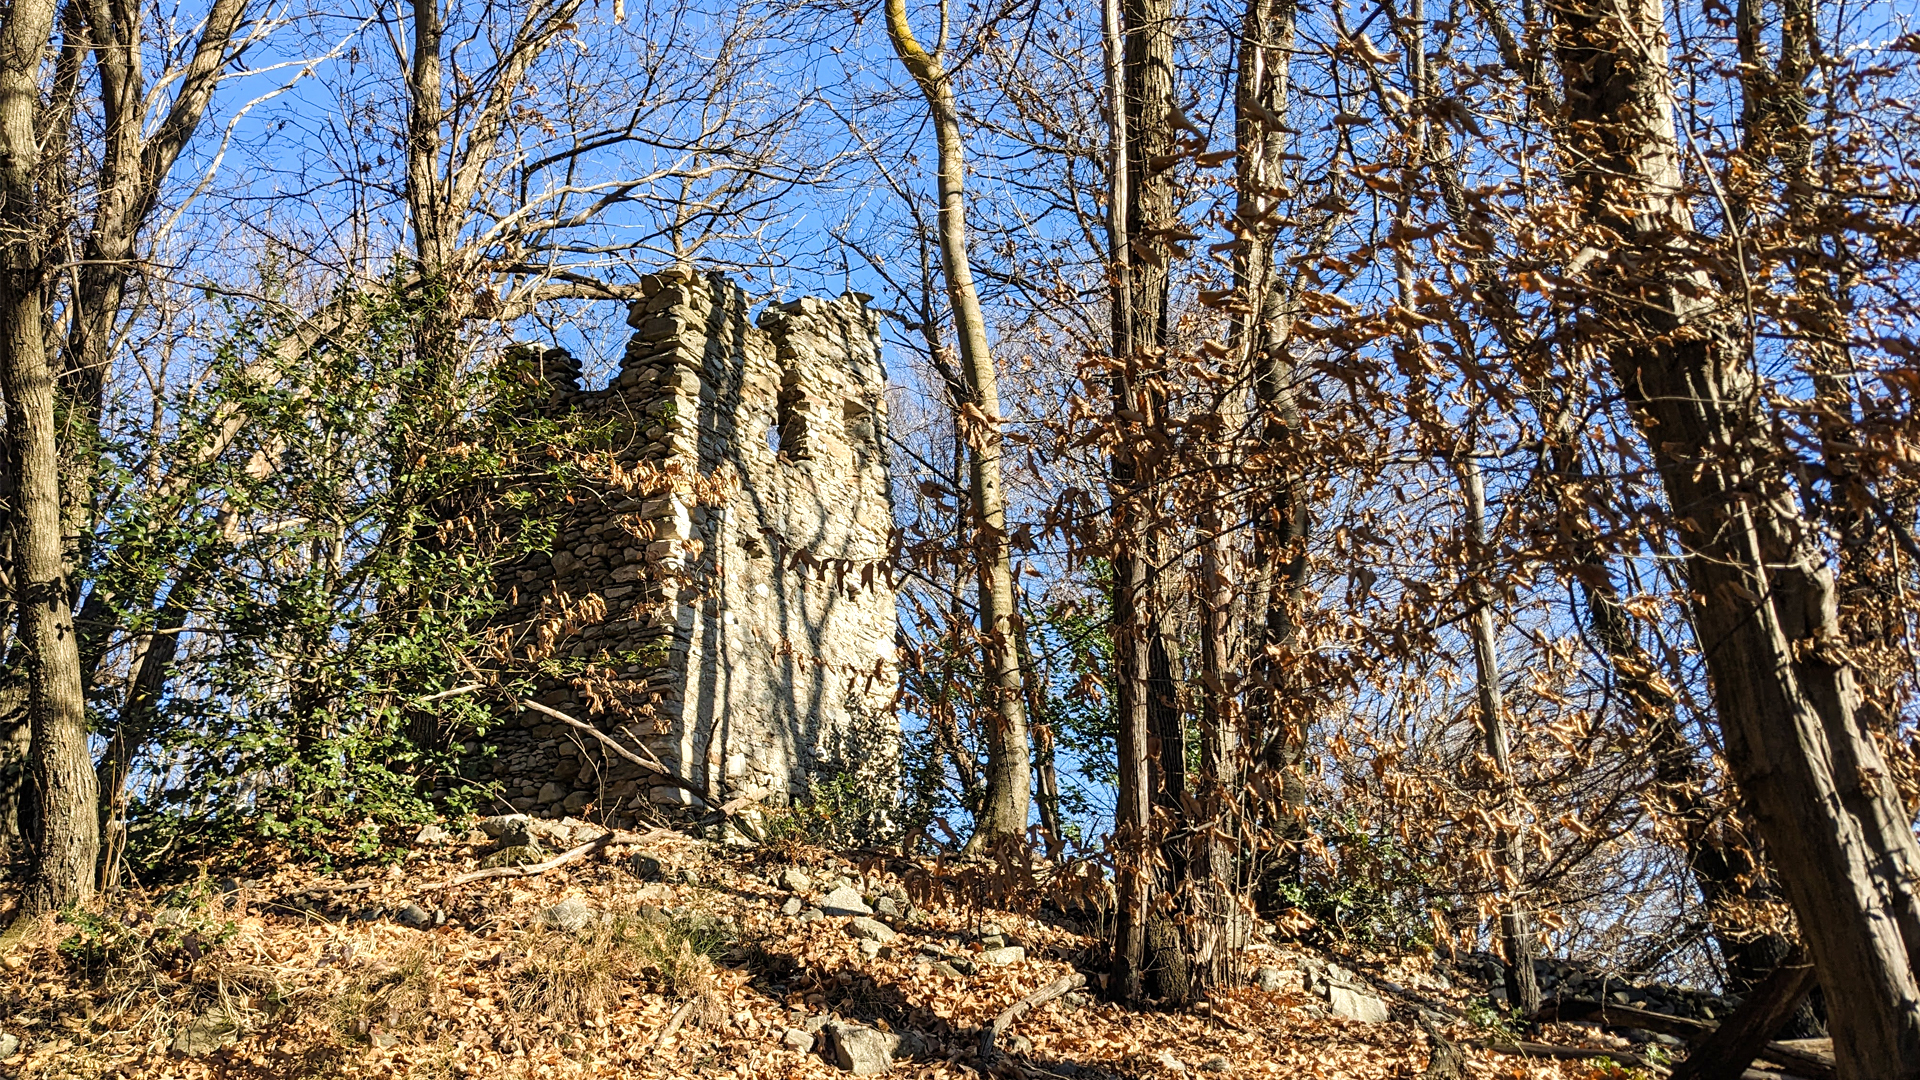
[0,823,1653,1080]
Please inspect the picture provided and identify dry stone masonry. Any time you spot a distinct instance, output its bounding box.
[474,268,899,824]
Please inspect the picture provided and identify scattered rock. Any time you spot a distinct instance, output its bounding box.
[152,907,193,929]
[539,898,597,932]
[819,885,872,917]
[778,867,813,893]
[803,1014,835,1034]
[826,1020,899,1075]
[0,1032,19,1059]
[781,897,804,916]
[371,1032,399,1048]
[798,908,825,924]
[1323,982,1389,1023]
[412,823,451,845]
[1254,966,1286,992]
[858,940,884,958]
[874,897,900,917]
[1005,1033,1034,1055]
[1200,1057,1231,1073]
[931,961,963,979]
[979,945,1026,966]
[1151,1048,1188,1073]
[480,844,544,868]
[478,814,532,839]
[780,1028,814,1053]
[845,917,897,944]
[393,904,434,930]
[980,933,1008,949]
[171,1015,236,1056]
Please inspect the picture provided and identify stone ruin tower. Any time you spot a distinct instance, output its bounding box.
[477,268,899,825]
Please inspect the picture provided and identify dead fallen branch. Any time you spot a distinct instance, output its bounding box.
[422,827,668,889]
[521,699,712,805]
[288,879,376,895]
[1470,1040,1666,1074]
[1667,949,1818,1080]
[1535,997,1713,1041]
[653,998,699,1047]
[979,972,1087,1064]
[1756,1039,1835,1080]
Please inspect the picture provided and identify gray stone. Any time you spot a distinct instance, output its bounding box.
[0,1032,19,1059]
[846,917,897,943]
[412,824,451,845]
[820,885,872,917]
[1004,1034,1033,1055]
[778,867,813,893]
[1323,982,1389,1023]
[393,904,434,930]
[539,898,596,932]
[857,940,883,958]
[979,946,1025,966]
[481,844,544,868]
[782,897,804,916]
[477,814,532,839]
[827,1021,899,1075]
[874,897,900,917]
[931,961,963,979]
[1254,965,1286,992]
[798,907,825,924]
[781,1028,814,1052]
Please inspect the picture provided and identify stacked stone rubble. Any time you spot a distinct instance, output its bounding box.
[471,269,899,824]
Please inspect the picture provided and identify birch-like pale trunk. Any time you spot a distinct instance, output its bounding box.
[1457,458,1541,1017]
[883,0,1030,851]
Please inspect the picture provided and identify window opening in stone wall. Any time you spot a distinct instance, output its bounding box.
[776,384,811,460]
[842,398,874,444]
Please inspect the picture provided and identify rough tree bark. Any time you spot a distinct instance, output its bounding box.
[1550,0,1920,1072]
[1420,47,1811,1029]
[884,0,1031,852]
[1103,0,1152,1002]
[1,0,99,911]
[1184,0,1300,991]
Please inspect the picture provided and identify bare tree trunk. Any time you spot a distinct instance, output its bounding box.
[884,0,1030,852]
[1458,457,1541,1017]
[1180,0,1299,991]
[1,0,99,912]
[1014,610,1065,848]
[1551,0,1920,1071]
[1102,0,1151,1003]
[1419,43,1814,1026]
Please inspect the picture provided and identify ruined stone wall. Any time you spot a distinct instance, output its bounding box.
[474,269,898,824]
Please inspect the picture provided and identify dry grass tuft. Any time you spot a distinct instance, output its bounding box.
[326,937,450,1042]
[506,907,725,1029]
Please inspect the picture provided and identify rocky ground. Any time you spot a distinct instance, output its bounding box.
[0,818,1727,1079]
